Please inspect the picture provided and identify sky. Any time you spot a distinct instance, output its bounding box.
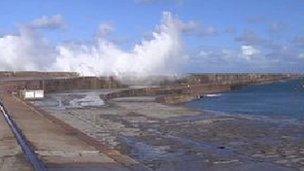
[0,0,303,76]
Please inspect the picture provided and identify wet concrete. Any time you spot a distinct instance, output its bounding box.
[32,91,304,171]
[0,108,33,171]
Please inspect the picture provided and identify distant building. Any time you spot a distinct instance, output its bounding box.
[19,90,44,100]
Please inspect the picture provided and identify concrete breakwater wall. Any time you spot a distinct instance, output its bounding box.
[162,73,298,86]
[0,71,78,78]
[0,73,301,103]
[105,74,302,104]
[0,77,126,93]
[155,84,232,104]
[43,77,125,93]
[103,83,231,103]
[157,74,302,104]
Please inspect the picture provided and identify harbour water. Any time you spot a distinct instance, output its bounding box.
[186,79,304,120]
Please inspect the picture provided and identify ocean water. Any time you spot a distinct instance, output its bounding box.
[186,79,304,120]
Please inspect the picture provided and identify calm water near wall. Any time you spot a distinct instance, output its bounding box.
[186,79,304,120]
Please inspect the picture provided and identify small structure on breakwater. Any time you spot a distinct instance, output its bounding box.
[19,89,44,100]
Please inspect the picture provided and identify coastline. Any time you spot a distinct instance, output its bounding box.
[1,73,303,170]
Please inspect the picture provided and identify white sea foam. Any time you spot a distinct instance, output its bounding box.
[0,12,186,78]
[205,93,221,97]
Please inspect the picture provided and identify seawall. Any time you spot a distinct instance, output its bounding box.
[0,76,126,93]
[0,72,302,104]
[104,73,302,104]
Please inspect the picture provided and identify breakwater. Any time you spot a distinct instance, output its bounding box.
[105,74,302,104]
[0,73,302,104]
[0,76,126,93]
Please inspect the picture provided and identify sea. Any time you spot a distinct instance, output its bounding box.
[186,78,304,120]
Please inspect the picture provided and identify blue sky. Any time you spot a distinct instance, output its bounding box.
[0,0,304,74]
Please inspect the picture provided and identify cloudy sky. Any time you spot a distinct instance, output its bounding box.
[0,0,303,75]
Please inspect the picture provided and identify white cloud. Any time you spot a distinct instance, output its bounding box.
[198,50,208,56]
[176,20,199,33]
[293,36,304,47]
[1,12,302,75]
[241,45,260,58]
[135,0,156,3]
[269,22,285,32]
[98,23,114,37]
[200,26,217,36]
[235,30,264,45]
[176,20,218,37]
[135,0,183,5]
[29,15,65,29]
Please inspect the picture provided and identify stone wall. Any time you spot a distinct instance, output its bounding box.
[104,74,302,104]
[155,84,232,104]
[43,77,125,93]
[0,73,301,104]
[161,73,299,86]
[0,77,126,93]
[0,71,78,78]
